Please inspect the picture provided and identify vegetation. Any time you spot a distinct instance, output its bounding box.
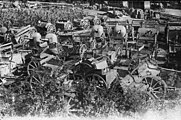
[0,5,181,119]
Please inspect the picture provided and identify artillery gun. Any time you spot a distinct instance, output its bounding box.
[80,17,91,30]
[72,44,168,101]
[120,53,167,100]
[36,20,56,36]
[56,19,73,32]
[79,15,103,30]
[0,42,31,86]
[9,25,37,48]
[107,21,131,59]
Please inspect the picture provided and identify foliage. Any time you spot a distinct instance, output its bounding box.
[0,7,84,28]
[0,70,151,117]
[0,6,181,119]
[0,58,180,117]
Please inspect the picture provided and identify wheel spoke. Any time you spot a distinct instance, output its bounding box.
[30,81,40,86]
[150,92,158,99]
[28,61,40,75]
[150,78,153,86]
[32,76,40,84]
[34,62,39,68]
[152,81,159,88]
[87,76,92,82]
[152,91,163,94]
[96,86,105,91]
[28,69,34,73]
[41,76,46,85]
[92,75,96,81]
[153,86,163,90]
[29,63,36,68]
[144,78,148,84]
[143,76,166,100]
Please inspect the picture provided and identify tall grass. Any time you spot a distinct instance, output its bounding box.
[0,7,181,120]
[0,7,84,27]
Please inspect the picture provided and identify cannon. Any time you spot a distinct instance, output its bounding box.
[0,42,31,86]
[119,47,168,100]
[56,20,73,32]
[36,20,56,36]
[107,22,131,58]
[9,25,37,48]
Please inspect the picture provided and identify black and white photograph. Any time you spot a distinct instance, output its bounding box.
[0,0,181,120]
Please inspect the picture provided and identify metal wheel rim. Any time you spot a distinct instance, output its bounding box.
[85,73,107,92]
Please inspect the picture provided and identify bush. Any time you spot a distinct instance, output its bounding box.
[112,88,149,115]
[0,73,152,117]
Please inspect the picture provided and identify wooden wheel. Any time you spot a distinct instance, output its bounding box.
[85,73,107,96]
[71,73,83,85]
[82,72,107,113]
[142,76,167,100]
[29,73,50,91]
[27,60,40,76]
[72,61,93,77]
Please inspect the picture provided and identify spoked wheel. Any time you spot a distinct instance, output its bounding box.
[84,73,107,101]
[142,76,167,100]
[29,73,50,91]
[69,62,93,87]
[72,62,93,77]
[82,72,107,114]
[72,73,84,85]
[64,74,84,116]
[27,60,41,76]
[85,73,107,90]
